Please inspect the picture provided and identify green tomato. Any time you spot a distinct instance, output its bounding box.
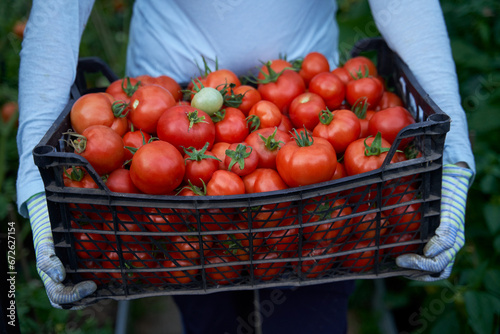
[191,87,224,116]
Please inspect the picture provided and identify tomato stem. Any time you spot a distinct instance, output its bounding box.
[64,166,85,182]
[186,110,208,130]
[364,132,390,156]
[121,76,141,97]
[291,128,314,147]
[183,142,221,163]
[318,108,334,125]
[258,127,284,151]
[225,143,252,171]
[246,115,260,133]
[210,109,226,123]
[63,131,87,153]
[112,100,129,117]
[352,97,368,120]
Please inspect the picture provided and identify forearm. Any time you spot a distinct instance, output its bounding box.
[368,0,475,174]
[16,0,95,217]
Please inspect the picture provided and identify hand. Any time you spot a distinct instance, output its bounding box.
[395,164,473,281]
[28,193,97,309]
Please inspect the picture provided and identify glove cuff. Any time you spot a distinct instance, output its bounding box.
[27,192,53,250]
[443,164,474,188]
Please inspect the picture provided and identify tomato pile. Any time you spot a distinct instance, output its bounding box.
[64,51,425,287]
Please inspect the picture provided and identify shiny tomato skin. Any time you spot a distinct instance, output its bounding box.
[157,105,216,153]
[343,135,397,176]
[213,107,249,144]
[77,125,125,175]
[106,168,141,193]
[312,109,361,154]
[343,56,378,78]
[105,77,141,103]
[299,51,330,86]
[70,93,114,134]
[331,67,352,85]
[276,136,337,188]
[204,249,245,285]
[248,100,282,130]
[211,142,231,170]
[150,75,183,101]
[258,69,306,113]
[346,77,384,109]
[257,59,293,80]
[130,140,185,195]
[381,184,421,232]
[128,85,177,134]
[244,127,291,169]
[278,114,294,134]
[122,129,152,161]
[340,240,381,273]
[206,69,241,91]
[368,106,416,149]
[308,72,346,110]
[206,170,245,196]
[376,91,404,111]
[252,247,287,281]
[288,92,327,130]
[183,148,220,187]
[231,85,261,116]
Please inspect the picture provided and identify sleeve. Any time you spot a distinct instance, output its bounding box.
[16,0,96,217]
[367,0,475,175]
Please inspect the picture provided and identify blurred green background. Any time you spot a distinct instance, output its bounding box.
[1,0,499,333]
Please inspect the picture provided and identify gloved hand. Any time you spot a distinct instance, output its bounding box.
[396,164,473,281]
[28,192,97,309]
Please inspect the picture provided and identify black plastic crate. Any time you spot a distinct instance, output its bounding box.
[33,38,450,306]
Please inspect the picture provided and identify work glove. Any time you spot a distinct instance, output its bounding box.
[396,164,473,281]
[28,192,97,309]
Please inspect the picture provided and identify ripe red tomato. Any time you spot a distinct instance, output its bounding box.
[206,170,245,196]
[343,56,378,78]
[376,91,404,111]
[343,133,397,176]
[277,114,294,134]
[331,161,347,181]
[368,106,416,149]
[247,100,282,131]
[143,207,186,233]
[101,246,138,283]
[244,127,291,169]
[101,211,145,244]
[130,140,185,195]
[105,168,141,193]
[204,249,245,285]
[288,92,327,130]
[302,199,353,245]
[264,211,299,255]
[312,109,361,154]
[257,59,293,80]
[298,51,330,86]
[258,69,306,113]
[1,101,18,124]
[183,143,220,187]
[346,77,384,109]
[231,85,261,116]
[224,143,259,177]
[331,67,352,85]
[157,105,216,153]
[122,129,152,161]
[71,125,125,175]
[276,131,337,188]
[308,72,346,110]
[70,93,115,134]
[206,69,241,90]
[149,75,183,101]
[212,107,249,143]
[128,85,177,134]
[211,142,231,170]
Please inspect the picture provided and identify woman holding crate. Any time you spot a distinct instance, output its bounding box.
[17,1,474,333]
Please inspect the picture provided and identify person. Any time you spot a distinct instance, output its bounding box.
[17,1,475,333]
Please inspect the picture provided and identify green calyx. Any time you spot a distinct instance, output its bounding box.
[183,142,221,163]
[121,76,141,97]
[352,97,368,120]
[259,127,284,151]
[210,109,226,123]
[364,132,390,156]
[112,100,129,117]
[226,143,252,171]
[291,128,314,147]
[318,108,334,125]
[219,83,244,108]
[64,166,85,182]
[246,115,260,133]
[186,109,208,130]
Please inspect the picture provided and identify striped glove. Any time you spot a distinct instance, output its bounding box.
[28,192,97,309]
[396,164,474,281]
